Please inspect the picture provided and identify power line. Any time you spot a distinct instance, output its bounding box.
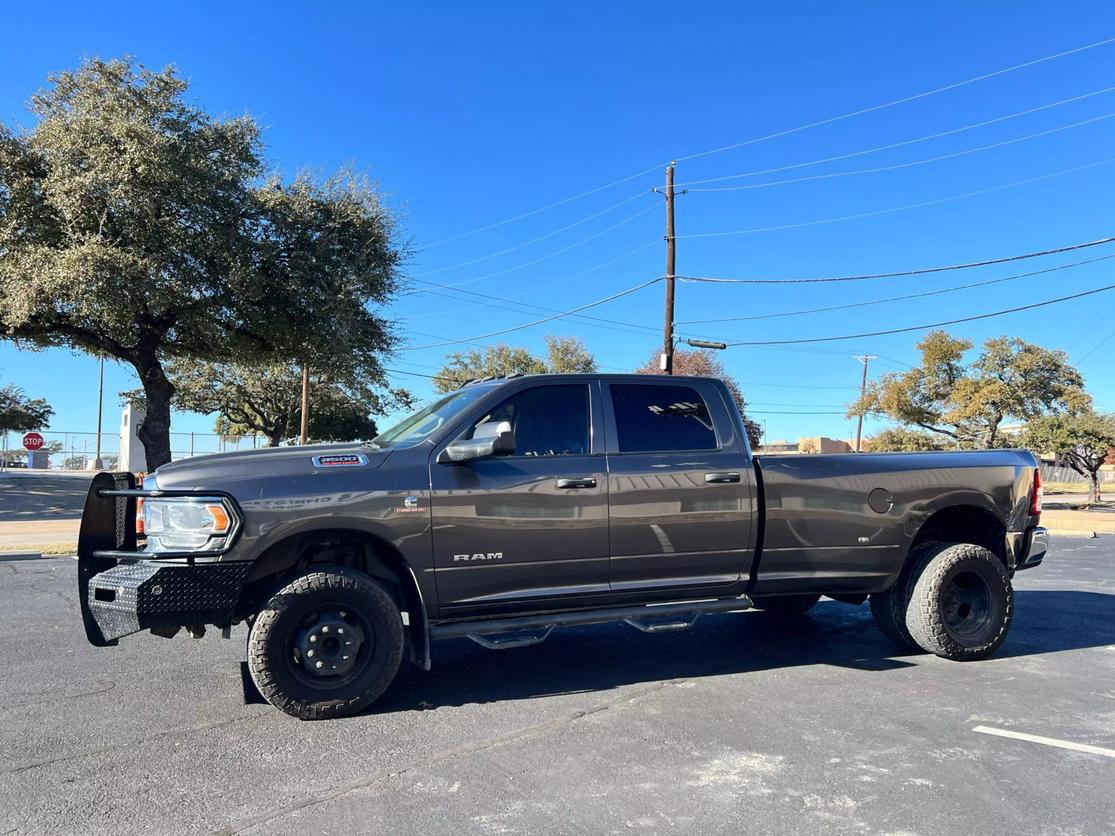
[677,253,1115,324]
[415,198,655,281]
[1076,330,1115,364]
[678,158,1115,240]
[419,37,1115,249]
[405,240,659,317]
[724,282,1115,346]
[678,234,1115,286]
[676,86,1115,189]
[404,277,663,350]
[685,110,1115,193]
[677,234,1115,285]
[746,410,849,415]
[422,164,663,249]
[675,36,1115,164]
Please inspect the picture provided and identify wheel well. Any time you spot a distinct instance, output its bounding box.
[238,528,430,668]
[911,505,1008,566]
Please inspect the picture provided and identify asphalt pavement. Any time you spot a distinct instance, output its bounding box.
[0,538,1113,835]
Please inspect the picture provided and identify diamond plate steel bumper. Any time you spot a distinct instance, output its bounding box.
[78,472,250,646]
[84,560,251,644]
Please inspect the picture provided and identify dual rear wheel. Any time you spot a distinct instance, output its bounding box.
[871,541,1013,660]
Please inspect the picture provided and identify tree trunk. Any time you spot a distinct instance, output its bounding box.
[267,423,284,447]
[133,352,175,470]
[1089,474,1100,505]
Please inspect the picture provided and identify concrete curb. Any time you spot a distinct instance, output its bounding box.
[1044,529,1098,538]
[0,551,44,561]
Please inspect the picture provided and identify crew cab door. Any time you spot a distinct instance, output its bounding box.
[603,379,758,591]
[429,381,609,612]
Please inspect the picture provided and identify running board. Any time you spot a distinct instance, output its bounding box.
[432,596,753,649]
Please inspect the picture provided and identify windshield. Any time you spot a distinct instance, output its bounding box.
[370,386,493,448]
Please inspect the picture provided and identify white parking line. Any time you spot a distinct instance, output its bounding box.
[972,725,1115,758]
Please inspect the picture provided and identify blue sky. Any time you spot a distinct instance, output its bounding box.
[2,1,1114,454]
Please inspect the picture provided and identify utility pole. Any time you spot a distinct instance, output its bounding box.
[652,163,682,374]
[94,355,104,469]
[853,354,878,452]
[299,364,310,445]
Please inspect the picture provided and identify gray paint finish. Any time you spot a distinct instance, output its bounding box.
[146,374,1040,622]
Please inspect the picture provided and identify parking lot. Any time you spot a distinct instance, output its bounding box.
[0,537,1112,835]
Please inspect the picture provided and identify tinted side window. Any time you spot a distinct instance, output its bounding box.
[610,384,718,452]
[466,385,590,457]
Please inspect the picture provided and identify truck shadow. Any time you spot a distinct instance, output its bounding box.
[370,590,1115,716]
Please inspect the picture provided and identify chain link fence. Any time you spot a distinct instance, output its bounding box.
[0,430,268,471]
[1039,463,1115,484]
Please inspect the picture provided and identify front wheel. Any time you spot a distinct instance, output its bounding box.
[247,568,405,720]
[905,543,1013,661]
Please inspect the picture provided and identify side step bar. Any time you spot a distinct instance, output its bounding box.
[430,596,753,649]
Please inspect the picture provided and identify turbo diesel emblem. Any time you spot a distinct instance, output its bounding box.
[453,552,504,562]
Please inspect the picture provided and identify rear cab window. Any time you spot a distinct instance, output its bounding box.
[609,383,719,452]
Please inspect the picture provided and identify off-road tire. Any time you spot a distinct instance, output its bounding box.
[869,540,942,650]
[752,593,821,617]
[905,542,1012,661]
[248,568,404,720]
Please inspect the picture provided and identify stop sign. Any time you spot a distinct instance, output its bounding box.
[22,432,44,451]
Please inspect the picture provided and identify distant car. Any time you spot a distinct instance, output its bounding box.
[2,459,27,468]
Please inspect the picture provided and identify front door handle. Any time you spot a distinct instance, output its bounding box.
[705,472,741,484]
[556,477,597,489]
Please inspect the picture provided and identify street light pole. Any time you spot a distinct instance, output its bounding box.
[299,364,310,445]
[94,355,104,469]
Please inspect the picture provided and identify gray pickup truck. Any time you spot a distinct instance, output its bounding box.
[78,373,1048,719]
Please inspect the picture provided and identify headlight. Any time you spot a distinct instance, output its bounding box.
[143,496,236,553]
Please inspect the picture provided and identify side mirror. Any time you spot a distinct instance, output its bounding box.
[437,421,515,464]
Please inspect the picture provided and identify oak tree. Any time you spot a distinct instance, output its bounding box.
[849,331,1089,448]
[1023,412,1115,504]
[432,335,596,393]
[0,59,404,468]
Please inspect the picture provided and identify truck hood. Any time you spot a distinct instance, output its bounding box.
[151,443,395,490]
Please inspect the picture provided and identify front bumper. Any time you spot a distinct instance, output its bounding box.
[77,472,250,646]
[1015,525,1049,571]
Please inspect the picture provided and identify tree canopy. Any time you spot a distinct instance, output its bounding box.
[849,330,1089,448]
[1023,412,1115,503]
[0,58,405,467]
[168,360,410,447]
[0,382,53,434]
[634,348,762,448]
[865,427,946,452]
[432,335,597,393]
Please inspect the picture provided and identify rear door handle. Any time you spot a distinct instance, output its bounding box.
[556,477,597,489]
[705,472,741,484]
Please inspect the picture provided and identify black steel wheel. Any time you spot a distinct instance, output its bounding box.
[248,568,404,720]
[905,542,1012,661]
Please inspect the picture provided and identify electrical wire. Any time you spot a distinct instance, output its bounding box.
[679,158,1115,240]
[1076,330,1115,363]
[676,86,1115,189]
[674,36,1115,164]
[422,164,663,249]
[404,277,663,350]
[677,254,1115,325]
[724,282,1115,346]
[419,37,1115,250]
[414,195,653,280]
[676,234,1115,285]
[685,110,1115,193]
[404,240,659,318]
